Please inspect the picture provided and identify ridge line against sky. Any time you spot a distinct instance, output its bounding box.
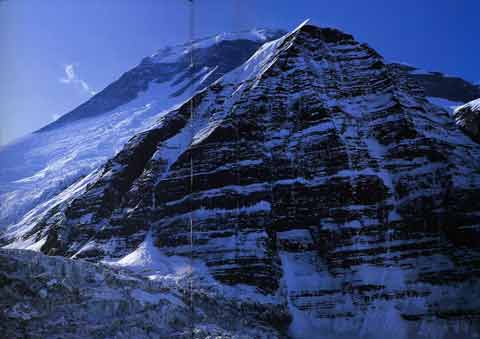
[0,0,479,145]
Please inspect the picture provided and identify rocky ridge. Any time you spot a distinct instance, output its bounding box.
[454,98,480,143]
[390,63,480,103]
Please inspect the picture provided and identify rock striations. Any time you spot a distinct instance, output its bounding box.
[2,22,480,338]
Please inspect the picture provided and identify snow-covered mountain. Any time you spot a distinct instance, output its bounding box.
[2,22,480,338]
[0,28,284,232]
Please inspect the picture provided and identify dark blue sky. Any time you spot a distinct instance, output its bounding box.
[1,0,478,144]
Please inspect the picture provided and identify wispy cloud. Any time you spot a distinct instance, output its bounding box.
[59,64,96,96]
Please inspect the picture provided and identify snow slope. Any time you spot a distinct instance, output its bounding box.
[0,79,190,230]
[457,98,480,112]
[0,29,283,231]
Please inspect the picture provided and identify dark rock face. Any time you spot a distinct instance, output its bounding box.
[390,63,480,103]
[454,99,480,143]
[3,24,480,337]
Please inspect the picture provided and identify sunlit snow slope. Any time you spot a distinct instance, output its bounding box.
[0,28,283,230]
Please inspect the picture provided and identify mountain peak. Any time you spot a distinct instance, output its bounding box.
[300,23,354,42]
[2,20,480,338]
[145,27,287,64]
